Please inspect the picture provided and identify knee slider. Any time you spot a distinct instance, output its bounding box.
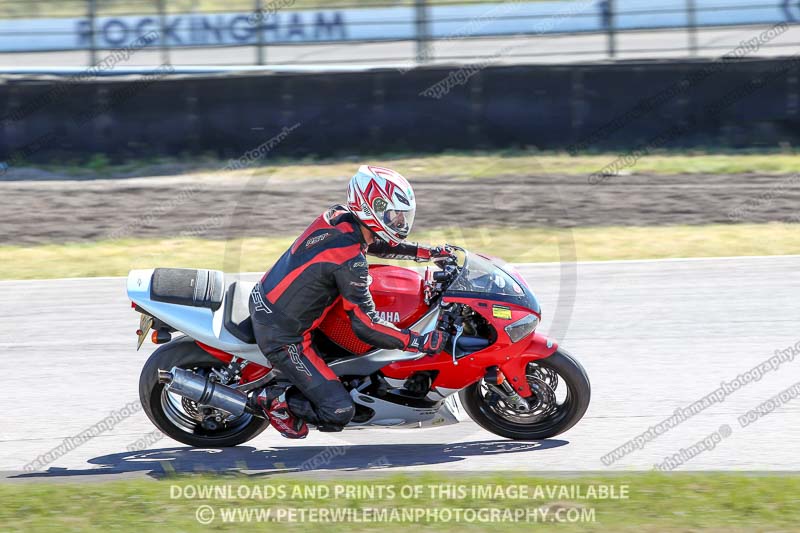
[321,400,355,427]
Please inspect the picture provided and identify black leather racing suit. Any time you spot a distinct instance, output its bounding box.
[249,205,430,430]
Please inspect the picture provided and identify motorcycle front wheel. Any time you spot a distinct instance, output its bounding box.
[139,336,270,447]
[459,348,590,440]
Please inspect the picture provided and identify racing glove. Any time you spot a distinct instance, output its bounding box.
[415,245,456,263]
[406,330,450,355]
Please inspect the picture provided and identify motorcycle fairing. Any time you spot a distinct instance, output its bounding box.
[381,296,556,397]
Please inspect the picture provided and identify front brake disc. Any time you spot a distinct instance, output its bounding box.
[525,376,558,420]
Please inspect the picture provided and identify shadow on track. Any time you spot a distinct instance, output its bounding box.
[10,439,568,480]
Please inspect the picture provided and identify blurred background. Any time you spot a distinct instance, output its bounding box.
[3,0,800,165]
[1,0,799,271]
[2,0,800,66]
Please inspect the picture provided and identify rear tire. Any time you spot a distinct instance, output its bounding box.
[139,337,270,447]
[459,348,590,440]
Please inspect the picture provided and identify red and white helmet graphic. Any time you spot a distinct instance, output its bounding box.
[346,165,416,246]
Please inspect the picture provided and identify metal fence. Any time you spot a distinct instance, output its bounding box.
[0,0,798,69]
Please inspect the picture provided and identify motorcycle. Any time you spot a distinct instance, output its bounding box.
[127,248,590,447]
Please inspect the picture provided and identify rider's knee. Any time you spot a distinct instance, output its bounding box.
[319,394,355,428]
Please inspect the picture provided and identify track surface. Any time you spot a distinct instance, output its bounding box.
[1,26,799,69]
[1,255,798,481]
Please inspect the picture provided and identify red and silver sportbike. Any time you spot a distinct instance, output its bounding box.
[128,248,590,446]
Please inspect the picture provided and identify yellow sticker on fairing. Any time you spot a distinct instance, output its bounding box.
[492,305,512,320]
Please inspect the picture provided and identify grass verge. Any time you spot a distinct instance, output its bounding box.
[1,473,798,531]
[242,151,800,180]
[1,223,798,280]
[20,150,800,181]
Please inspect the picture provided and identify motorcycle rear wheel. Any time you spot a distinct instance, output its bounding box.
[139,336,270,447]
[459,348,590,440]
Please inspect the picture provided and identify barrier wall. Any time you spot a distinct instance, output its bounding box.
[3,0,799,52]
[1,57,799,166]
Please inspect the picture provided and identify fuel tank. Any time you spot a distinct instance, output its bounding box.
[318,264,429,354]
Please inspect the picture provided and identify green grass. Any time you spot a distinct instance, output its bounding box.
[2,223,798,280]
[1,473,798,531]
[29,150,800,181]
[264,150,800,180]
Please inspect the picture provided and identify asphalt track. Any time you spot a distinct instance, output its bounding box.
[1,255,798,481]
[1,25,799,70]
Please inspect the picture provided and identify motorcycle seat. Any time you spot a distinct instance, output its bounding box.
[150,268,224,311]
[223,281,257,344]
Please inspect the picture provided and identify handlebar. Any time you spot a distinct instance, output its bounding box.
[430,271,446,282]
[433,244,465,269]
[423,245,464,304]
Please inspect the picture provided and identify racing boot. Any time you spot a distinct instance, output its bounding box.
[256,387,309,439]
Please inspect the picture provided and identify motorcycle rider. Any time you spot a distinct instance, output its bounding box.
[249,165,453,438]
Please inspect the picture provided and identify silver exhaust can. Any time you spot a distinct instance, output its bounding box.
[158,366,249,416]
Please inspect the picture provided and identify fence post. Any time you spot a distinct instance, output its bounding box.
[415,0,431,64]
[157,0,171,65]
[87,0,97,66]
[602,0,616,59]
[255,0,265,65]
[687,0,698,56]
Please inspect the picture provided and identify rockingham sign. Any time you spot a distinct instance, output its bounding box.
[0,0,796,53]
[0,9,353,52]
[73,12,348,49]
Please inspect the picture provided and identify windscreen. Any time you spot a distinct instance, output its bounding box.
[444,253,541,312]
[448,253,526,296]
[445,252,541,313]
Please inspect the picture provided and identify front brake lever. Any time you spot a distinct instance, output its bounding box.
[451,323,464,366]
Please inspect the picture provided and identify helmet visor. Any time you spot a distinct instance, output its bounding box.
[383,208,415,239]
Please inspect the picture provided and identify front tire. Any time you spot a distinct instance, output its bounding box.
[459,348,590,440]
[139,337,270,447]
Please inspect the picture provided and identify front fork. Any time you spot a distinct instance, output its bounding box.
[494,333,558,398]
[484,366,531,412]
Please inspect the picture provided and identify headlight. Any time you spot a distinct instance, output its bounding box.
[504,314,539,343]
